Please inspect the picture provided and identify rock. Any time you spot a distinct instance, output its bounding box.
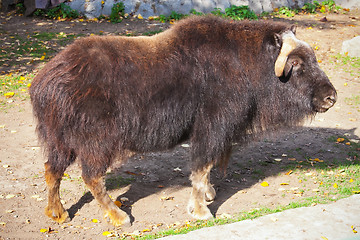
[341,36,360,57]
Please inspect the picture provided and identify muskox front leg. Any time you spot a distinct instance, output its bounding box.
[81,161,130,227]
[188,164,214,220]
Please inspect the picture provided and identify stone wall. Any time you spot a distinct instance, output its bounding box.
[66,0,360,19]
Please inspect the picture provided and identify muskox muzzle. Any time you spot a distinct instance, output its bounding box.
[312,80,337,113]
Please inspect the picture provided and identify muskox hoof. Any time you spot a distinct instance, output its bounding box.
[45,206,70,224]
[187,201,214,220]
[205,185,216,203]
[104,209,131,227]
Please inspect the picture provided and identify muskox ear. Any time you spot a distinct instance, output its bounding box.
[274,33,282,49]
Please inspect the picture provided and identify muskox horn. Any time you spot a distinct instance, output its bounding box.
[274,31,300,77]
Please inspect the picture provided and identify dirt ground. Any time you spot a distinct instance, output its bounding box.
[0,9,359,239]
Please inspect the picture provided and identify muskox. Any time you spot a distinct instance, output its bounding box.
[30,16,336,226]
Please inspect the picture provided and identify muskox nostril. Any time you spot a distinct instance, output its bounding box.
[324,95,336,105]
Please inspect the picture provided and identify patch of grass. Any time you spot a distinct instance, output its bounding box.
[225,5,258,20]
[0,32,79,73]
[0,72,33,108]
[142,30,163,36]
[332,54,360,77]
[34,3,81,19]
[273,6,298,17]
[105,174,135,190]
[301,0,342,14]
[110,2,125,23]
[345,95,360,107]
[189,9,204,16]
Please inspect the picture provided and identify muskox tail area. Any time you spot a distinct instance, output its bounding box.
[30,44,131,225]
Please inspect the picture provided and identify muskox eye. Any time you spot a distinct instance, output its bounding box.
[292,60,299,66]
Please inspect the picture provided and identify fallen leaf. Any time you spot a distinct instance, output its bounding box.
[310,158,324,162]
[102,231,111,236]
[4,92,15,98]
[114,200,122,207]
[349,179,354,183]
[40,228,48,233]
[333,183,338,188]
[260,181,269,187]
[285,170,293,175]
[125,171,138,175]
[280,183,289,185]
[92,218,99,223]
[5,194,15,199]
[337,138,345,143]
[160,196,174,201]
[352,190,360,194]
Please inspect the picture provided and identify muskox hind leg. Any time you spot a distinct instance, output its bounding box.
[187,163,215,220]
[81,160,131,227]
[44,148,75,223]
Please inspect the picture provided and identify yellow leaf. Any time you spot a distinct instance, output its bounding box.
[321,237,328,240]
[310,158,323,162]
[138,14,143,19]
[346,142,351,145]
[101,0,105,4]
[40,56,45,60]
[4,92,15,98]
[353,190,360,194]
[20,76,25,81]
[261,181,269,187]
[349,179,354,183]
[280,183,289,185]
[142,228,151,232]
[337,138,345,143]
[333,183,338,188]
[344,83,348,86]
[285,170,293,175]
[27,83,31,88]
[92,219,99,223]
[102,231,111,236]
[114,200,122,207]
[40,228,48,233]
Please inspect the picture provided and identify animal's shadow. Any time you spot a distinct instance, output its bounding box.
[68,126,359,225]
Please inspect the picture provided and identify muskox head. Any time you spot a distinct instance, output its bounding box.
[274,26,337,113]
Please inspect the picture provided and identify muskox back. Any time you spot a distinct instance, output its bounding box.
[30,16,336,225]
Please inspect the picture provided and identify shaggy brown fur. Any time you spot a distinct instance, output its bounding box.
[30,16,336,225]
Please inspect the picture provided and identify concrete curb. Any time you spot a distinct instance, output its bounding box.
[160,194,360,240]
